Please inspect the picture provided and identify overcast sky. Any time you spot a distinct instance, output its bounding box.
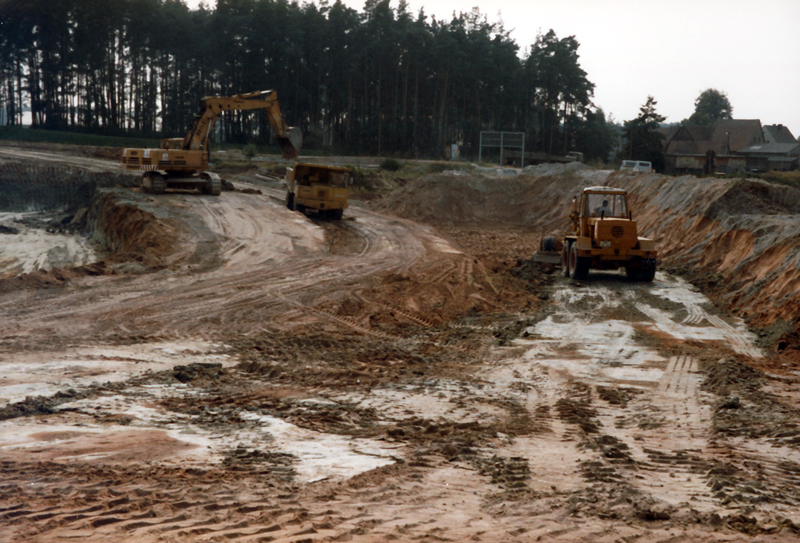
[187,0,800,137]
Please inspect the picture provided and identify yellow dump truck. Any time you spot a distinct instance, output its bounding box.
[285,163,352,220]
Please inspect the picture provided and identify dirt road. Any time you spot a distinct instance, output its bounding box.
[1,148,799,542]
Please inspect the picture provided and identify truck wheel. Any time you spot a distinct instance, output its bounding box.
[286,192,294,210]
[561,242,571,277]
[542,236,556,252]
[569,243,589,280]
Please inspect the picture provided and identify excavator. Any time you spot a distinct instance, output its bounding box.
[122,90,302,196]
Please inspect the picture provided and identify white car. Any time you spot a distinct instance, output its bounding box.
[620,160,652,173]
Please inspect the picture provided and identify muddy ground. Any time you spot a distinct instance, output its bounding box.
[1,144,800,542]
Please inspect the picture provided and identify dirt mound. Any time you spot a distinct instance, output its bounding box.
[87,190,178,269]
[379,171,591,228]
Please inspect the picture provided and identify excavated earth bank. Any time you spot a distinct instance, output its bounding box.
[381,168,800,352]
[2,150,800,543]
[0,162,172,291]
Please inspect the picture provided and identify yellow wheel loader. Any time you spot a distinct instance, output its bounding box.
[533,186,657,281]
[122,90,302,196]
[285,163,352,220]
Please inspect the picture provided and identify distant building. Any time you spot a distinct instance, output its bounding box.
[763,124,797,144]
[663,119,799,174]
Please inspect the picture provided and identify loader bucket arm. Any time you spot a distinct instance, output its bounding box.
[182,90,302,159]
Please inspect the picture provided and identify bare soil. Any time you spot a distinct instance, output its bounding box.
[1,145,799,542]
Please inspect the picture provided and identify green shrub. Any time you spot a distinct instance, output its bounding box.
[243,143,258,159]
[425,163,448,174]
[380,158,402,172]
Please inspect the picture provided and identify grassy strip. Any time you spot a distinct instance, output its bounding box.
[0,126,159,148]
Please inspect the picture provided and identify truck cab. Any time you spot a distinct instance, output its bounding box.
[285,163,352,220]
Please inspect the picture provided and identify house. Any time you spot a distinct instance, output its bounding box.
[663,120,799,174]
[737,141,800,172]
[663,119,764,175]
[763,124,797,144]
[744,124,800,171]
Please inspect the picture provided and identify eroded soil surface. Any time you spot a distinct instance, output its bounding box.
[1,146,800,542]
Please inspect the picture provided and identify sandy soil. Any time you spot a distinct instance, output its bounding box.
[1,146,800,542]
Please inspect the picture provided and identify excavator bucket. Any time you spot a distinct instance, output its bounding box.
[278,127,303,159]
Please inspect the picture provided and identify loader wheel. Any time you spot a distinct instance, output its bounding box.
[640,259,656,282]
[542,236,557,252]
[568,243,589,280]
[625,261,656,283]
[625,265,641,282]
[292,199,306,215]
[328,208,344,220]
[286,192,294,210]
[561,242,571,277]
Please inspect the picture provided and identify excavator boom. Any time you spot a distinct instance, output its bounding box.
[183,90,302,159]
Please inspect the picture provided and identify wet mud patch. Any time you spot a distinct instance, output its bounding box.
[636,287,687,315]
[222,446,297,478]
[751,319,800,354]
[319,218,369,255]
[596,385,644,408]
[0,387,90,421]
[595,298,649,323]
[703,358,800,446]
[233,331,445,388]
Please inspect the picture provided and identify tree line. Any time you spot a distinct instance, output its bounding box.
[0,0,618,161]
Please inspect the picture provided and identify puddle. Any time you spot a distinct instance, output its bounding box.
[516,274,762,388]
[0,341,396,484]
[0,341,231,407]
[342,382,506,424]
[516,318,664,387]
[239,412,396,482]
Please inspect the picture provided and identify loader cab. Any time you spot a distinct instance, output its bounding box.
[572,187,631,238]
[584,192,627,218]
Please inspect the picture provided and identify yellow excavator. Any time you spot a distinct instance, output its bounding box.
[122,90,302,195]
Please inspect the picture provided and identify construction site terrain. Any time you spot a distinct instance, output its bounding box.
[1,142,800,542]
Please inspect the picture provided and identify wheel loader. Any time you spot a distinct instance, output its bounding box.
[533,186,657,281]
[122,90,302,196]
[285,163,352,220]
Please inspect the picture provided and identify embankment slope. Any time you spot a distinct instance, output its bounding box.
[381,169,800,341]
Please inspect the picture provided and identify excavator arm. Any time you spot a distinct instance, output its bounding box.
[181,90,302,159]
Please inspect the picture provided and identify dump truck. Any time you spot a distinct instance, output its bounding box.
[285,163,352,220]
[533,186,657,281]
[122,90,302,195]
